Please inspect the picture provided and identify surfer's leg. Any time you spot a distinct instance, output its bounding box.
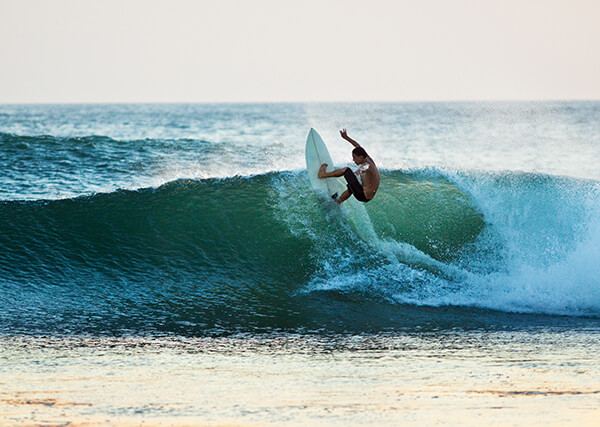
[318,164,349,179]
[336,189,351,204]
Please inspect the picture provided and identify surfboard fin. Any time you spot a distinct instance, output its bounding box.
[331,192,338,201]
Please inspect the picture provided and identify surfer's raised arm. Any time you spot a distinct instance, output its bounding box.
[340,128,361,148]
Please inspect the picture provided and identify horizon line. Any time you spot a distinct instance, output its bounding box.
[1,98,599,106]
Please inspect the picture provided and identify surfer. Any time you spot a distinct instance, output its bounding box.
[318,128,380,204]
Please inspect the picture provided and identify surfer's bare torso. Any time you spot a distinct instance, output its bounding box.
[354,153,379,200]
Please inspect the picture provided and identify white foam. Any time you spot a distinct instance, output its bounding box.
[432,171,600,316]
[299,168,600,317]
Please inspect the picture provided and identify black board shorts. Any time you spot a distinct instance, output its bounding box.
[343,168,369,202]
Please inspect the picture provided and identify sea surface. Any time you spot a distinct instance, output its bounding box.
[1,102,599,425]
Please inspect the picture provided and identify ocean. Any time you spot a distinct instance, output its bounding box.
[1,102,599,425]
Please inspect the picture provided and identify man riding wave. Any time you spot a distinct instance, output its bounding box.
[318,129,380,204]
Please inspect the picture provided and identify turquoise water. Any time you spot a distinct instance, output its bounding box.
[1,102,599,424]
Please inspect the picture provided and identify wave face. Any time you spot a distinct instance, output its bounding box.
[1,169,598,335]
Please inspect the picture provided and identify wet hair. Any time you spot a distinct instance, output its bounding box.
[352,147,368,158]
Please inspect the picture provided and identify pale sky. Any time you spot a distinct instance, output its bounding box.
[1,0,599,103]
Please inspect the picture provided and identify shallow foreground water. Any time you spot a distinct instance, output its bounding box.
[2,330,599,426]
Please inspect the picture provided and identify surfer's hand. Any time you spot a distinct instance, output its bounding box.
[340,128,348,139]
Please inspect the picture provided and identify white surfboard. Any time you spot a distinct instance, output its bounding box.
[305,128,346,200]
[305,128,378,243]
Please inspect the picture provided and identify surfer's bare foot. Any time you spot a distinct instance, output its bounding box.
[318,163,328,178]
